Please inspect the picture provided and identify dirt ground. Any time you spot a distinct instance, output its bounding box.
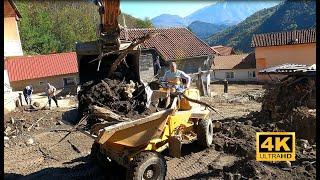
[4,84,316,180]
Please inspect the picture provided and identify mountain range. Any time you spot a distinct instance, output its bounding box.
[206,0,316,53]
[187,21,229,39]
[151,0,279,28]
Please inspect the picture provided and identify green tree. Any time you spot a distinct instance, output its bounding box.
[15,0,154,55]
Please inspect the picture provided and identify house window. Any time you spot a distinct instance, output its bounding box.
[225,72,234,79]
[39,81,45,85]
[248,71,256,78]
[63,77,76,87]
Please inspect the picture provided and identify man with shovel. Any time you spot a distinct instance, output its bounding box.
[46,83,59,109]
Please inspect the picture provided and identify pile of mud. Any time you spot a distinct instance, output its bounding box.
[210,119,316,179]
[77,78,157,124]
[262,75,315,118]
[260,75,316,142]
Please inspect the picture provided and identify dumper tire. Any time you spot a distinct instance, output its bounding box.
[127,151,167,180]
[197,119,213,148]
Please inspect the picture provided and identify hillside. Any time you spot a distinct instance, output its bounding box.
[187,21,229,40]
[15,0,153,55]
[206,0,316,52]
[151,1,279,28]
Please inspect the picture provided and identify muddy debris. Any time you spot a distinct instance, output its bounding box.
[77,78,157,128]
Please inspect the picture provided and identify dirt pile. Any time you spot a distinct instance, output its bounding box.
[259,75,316,142]
[77,78,157,125]
[262,75,315,118]
[209,118,316,179]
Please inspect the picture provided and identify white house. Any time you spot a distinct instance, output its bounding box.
[211,53,257,82]
[4,0,23,114]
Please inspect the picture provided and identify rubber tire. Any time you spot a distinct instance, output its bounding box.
[127,151,167,180]
[197,119,213,148]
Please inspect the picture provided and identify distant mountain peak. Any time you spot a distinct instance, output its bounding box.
[152,1,280,28]
[206,0,316,52]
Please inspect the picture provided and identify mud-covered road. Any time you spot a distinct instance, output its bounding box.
[4,84,316,179]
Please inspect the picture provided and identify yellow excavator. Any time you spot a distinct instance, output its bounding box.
[75,0,217,179]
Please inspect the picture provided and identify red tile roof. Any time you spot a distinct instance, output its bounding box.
[211,45,236,56]
[5,52,78,82]
[120,28,214,61]
[251,28,316,48]
[212,53,256,70]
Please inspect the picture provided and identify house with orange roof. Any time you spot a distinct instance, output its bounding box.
[211,53,256,82]
[211,45,236,56]
[120,28,215,82]
[252,28,316,81]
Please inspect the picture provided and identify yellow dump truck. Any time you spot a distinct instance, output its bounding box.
[76,88,214,179]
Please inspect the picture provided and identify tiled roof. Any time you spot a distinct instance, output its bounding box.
[212,53,256,70]
[251,28,316,48]
[5,52,78,82]
[211,45,235,56]
[120,28,214,61]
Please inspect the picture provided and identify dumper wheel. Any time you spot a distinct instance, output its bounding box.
[127,151,167,180]
[197,119,213,148]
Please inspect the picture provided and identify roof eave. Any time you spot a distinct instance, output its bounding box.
[8,0,22,19]
[252,41,316,48]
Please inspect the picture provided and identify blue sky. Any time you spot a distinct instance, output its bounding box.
[120,1,216,19]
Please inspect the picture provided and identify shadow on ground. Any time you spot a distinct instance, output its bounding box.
[5,142,208,180]
[62,108,79,125]
[4,155,126,180]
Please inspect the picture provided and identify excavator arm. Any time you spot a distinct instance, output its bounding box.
[76,0,140,84]
[95,0,121,51]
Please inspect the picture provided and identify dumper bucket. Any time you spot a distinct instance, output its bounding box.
[76,41,140,84]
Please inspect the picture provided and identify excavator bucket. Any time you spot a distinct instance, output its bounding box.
[76,41,141,84]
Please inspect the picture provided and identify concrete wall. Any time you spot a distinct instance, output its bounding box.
[211,69,257,82]
[4,17,23,57]
[139,49,214,82]
[255,43,316,81]
[10,73,79,93]
[139,52,156,83]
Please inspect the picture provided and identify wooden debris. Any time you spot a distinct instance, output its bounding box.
[67,140,81,153]
[27,117,45,131]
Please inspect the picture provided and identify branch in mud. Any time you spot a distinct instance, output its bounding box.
[180,93,225,119]
[107,33,160,77]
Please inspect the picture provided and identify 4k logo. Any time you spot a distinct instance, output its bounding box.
[256,132,295,161]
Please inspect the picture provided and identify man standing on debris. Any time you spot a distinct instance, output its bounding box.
[46,83,59,109]
[23,85,33,105]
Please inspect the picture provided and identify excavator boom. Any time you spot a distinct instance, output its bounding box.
[76,0,140,84]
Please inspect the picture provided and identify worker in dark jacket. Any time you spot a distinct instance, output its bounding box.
[23,85,33,105]
[46,83,59,109]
